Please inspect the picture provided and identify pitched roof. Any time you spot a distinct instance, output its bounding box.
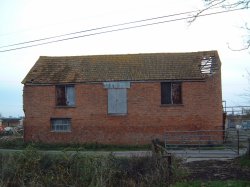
[22,50,221,84]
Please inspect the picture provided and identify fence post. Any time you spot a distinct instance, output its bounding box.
[237,129,240,155]
[164,132,167,149]
[247,138,250,156]
[167,154,172,178]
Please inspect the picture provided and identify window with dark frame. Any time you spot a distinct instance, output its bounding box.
[161,82,182,104]
[56,85,75,106]
[51,118,71,132]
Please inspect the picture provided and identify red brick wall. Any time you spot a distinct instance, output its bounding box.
[23,73,222,145]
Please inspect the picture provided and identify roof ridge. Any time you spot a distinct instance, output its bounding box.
[39,50,218,58]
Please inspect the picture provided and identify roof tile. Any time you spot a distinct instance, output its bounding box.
[22,51,221,84]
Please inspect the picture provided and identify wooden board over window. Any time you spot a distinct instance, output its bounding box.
[108,89,127,115]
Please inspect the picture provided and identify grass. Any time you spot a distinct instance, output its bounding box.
[173,155,250,187]
[172,180,250,187]
[34,142,151,151]
[238,154,250,168]
[165,144,228,150]
[1,137,250,186]
[0,136,151,151]
[0,145,186,187]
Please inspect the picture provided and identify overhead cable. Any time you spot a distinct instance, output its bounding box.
[0,10,200,49]
[0,7,245,52]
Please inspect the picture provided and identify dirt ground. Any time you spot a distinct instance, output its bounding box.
[184,158,250,181]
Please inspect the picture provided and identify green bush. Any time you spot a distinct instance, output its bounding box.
[0,139,151,151]
[0,146,185,187]
[238,154,250,168]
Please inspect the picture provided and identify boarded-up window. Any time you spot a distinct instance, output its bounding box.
[56,85,75,106]
[51,118,71,132]
[108,89,127,115]
[161,82,182,104]
[104,81,130,115]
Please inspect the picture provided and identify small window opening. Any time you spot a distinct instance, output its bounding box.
[161,82,182,104]
[51,118,71,132]
[56,85,75,106]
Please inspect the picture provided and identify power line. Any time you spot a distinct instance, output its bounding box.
[0,7,245,53]
[0,6,227,49]
[0,10,200,49]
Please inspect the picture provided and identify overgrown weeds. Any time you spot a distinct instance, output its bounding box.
[0,138,151,151]
[237,154,250,168]
[0,146,186,186]
[173,180,250,187]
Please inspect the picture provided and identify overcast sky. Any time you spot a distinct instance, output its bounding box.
[0,0,250,117]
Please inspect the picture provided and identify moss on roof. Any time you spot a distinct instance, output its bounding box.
[22,51,221,84]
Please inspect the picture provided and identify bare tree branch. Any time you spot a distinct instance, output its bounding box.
[191,0,250,50]
[190,0,249,23]
[188,0,226,23]
[227,41,250,51]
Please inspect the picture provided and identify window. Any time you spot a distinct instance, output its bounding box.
[108,89,127,115]
[51,118,71,132]
[56,85,75,106]
[103,82,130,115]
[161,82,182,104]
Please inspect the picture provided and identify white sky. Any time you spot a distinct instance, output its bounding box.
[0,0,250,117]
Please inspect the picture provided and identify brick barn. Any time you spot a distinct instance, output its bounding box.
[22,51,223,144]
